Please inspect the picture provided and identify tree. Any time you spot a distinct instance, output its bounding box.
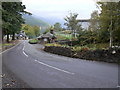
[97,2,120,46]
[64,13,82,38]
[2,2,31,42]
[89,10,99,32]
[88,10,99,44]
[54,22,62,31]
[33,26,41,37]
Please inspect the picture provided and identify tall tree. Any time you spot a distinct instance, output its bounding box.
[89,10,99,32]
[54,22,62,31]
[64,13,82,38]
[97,2,120,46]
[33,26,41,37]
[2,2,31,42]
[88,10,99,43]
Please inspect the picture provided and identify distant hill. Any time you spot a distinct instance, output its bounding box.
[33,15,65,27]
[23,15,50,33]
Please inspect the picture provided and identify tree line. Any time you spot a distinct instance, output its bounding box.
[63,1,120,47]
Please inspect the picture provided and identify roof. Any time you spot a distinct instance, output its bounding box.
[37,32,54,39]
[17,33,27,37]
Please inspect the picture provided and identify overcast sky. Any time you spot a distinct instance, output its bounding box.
[22,0,98,19]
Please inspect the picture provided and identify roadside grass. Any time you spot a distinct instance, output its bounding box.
[2,43,13,46]
[55,33,77,40]
[86,43,109,49]
[45,43,70,48]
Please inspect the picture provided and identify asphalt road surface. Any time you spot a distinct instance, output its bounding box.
[2,40,118,88]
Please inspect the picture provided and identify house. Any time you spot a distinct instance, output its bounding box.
[37,29,57,43]
[16,30,28,40]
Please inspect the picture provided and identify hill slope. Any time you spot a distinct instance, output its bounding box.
[23,15,50,33]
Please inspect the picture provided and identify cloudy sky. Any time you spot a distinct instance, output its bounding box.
[22,0,98,19]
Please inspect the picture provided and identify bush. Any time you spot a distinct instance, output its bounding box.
[45,43,70,48]
[29,39,38,44]
[72,46,90,52]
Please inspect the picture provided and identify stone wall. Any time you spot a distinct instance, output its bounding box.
[44,46,120,63]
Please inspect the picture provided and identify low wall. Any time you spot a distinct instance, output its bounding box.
[44,46,73,57]
[44,46,119,63]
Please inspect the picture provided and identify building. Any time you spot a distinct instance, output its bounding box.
[37,29,57,43]
[16,30,28,40]
[78,19,90,30]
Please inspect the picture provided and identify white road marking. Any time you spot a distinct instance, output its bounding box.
[23,51,28,57]
[117,85,120,88]
[0,42,21,55]
[23,45,25,51]
[35,60,74,75]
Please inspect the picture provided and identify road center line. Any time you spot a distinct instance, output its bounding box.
[23,45,25,51]
[35,60,74,75]
[22,42,25,51]
[23,51,28,57]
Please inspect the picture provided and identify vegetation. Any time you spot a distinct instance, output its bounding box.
[22,24,40,38]
[23,15,50,33]
[23,15,50,27]
[53,22,62,31]
[62,2,120,48]
[97,2,120,47]
[2,2,31,42]
[29,39,39,44]
[64,13,83,38]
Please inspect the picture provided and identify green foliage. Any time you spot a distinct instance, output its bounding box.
[45,43,62,47]
[56,33,73,40]
[23,15,50,33]
[2,43,13,46]
[23,15,50,27]
[54,22,62,31]
[64,13,83,37]
[45,43,70,48]
[72,46,90,52]
[97,2,120,45]
[2,2,30,42]
[22,24,40,38]
[29,39,39,44]
[33,26,40,37]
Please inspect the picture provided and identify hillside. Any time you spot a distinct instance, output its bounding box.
[23,15,50,33]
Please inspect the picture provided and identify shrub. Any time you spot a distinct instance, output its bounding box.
[29,39,38,44]
[45,43,61,47]
[72,46,90,52]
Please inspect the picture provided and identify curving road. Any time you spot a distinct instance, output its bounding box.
[2,40,118,88]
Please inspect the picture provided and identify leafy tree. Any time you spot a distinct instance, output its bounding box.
[87,10,99,44]
[89,10,99,32]
[64,13,82,38]
[22,24,40,38]
[97,2,120,46]
[2,2,31,42]
[33,26,40,37]
[54,22,62,31]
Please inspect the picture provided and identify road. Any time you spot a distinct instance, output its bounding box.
[2,40,118,88]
